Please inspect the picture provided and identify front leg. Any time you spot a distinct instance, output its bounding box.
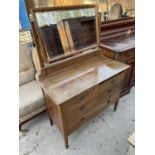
[114,100,119,111]
[63,134,68,149]
[49,118,53,126]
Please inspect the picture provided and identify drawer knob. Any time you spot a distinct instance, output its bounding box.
[80,106,85,111]
[107,88,112,93]
[107,99,111,104]
[111,79,115,84]
[80,117,85,122]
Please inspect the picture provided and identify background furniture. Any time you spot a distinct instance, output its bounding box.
[99,17,135,96]
[19,44,46,130]
[127,132,135,155]
[109,3,123,20]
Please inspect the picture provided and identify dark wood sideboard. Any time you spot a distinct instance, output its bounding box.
[99,17,135,96]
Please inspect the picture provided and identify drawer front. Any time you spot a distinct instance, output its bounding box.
[64,95,103,125]
[61,86,98,123]
[67,94,106,133]
[61,73,124,133]
[67,108,96,134]
[62,85,98,110]
[93,90,120,114]
[98,73,124,95]
[67,91,120,134]
[119,49,135,60]
[119,56,135,64]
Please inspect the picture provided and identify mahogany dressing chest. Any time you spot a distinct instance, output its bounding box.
[25,1,129,148]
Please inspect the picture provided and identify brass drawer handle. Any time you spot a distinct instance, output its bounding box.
[80,117,85,122]
[107,88,113,93]
[107,99,111,104]
[80,106,85,111]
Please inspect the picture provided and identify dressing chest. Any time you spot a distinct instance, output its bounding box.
[25,1,129,148]
[41,52,129,148]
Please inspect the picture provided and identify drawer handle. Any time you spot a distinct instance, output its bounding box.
[111,79,115,84]
[80,96,85,100]
[80,117,85,122]
[80,106,85,111]
[107,99,111,104]
[107,88,113,93]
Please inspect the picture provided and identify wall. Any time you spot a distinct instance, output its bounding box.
[19,0,135,29]
[83,0,135,15]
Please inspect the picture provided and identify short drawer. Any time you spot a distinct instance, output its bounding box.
[62,85,98,108]
[119,49,135,60]
[98,73,124,95]
[93,90,120,111]
[67,100,103,134]
[61,86,98,120]
[119,56,135,64]
[105,92,120,106]
[68,110,93,134]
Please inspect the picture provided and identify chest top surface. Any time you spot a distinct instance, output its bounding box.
[100,17,135,52]
[100,34,135,52]
[41,55,129,105]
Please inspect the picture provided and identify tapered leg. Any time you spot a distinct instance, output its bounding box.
[49,118,53,126]
[63,134,68,149]
[19,124,22,131]
[114,100,119,111]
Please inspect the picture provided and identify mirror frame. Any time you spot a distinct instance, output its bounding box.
[25,0,98,65]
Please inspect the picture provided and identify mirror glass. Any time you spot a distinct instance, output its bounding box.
[97,0,135,22]
[35,8,96,60]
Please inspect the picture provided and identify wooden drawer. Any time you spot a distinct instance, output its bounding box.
[64,90,108,125]
[64,96,101,125]
[67,97,105,134]
[128,56,135,64]
[62,85,98,110]
[68,108,95,134]
[119,56,135,64]
[119,49,135,59]
[62,73,124,125]
[98,73,124,95]
[105,92,120,106]
[93,90,120,111]
[67,91,120,134]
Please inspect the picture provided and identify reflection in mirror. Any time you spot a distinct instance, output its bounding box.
[100,2,125,22]
[35,8,96,60]
[33,0,54,8]
[99,0,135,22]
[109,3,123,20]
